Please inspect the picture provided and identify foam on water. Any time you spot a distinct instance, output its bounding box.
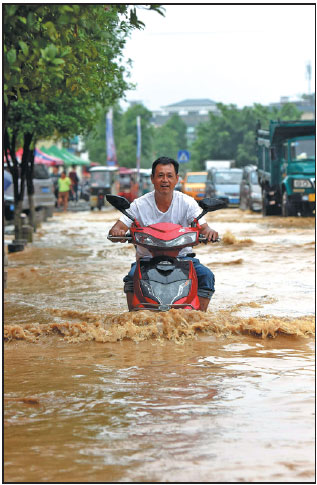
[4,306,315,344]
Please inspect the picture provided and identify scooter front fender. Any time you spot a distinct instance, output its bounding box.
[131,258,200,311]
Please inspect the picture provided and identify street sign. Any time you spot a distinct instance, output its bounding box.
[177,150,190,163]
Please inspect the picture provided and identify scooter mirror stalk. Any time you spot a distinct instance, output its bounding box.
[196,198,226,221]
[106,194,135,222]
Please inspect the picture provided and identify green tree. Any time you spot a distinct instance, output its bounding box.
[191,102,301,169]
[152,114,187,163]
[164,114,187,150]
[5,94,102,234]
[84,103,155,168]
[4,4,164,113]
[84,104,124,164]
[153,124,179,160]
[117,104,154,168]
[4,4,164,241]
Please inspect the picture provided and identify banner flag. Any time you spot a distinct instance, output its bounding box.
[136,115,141,172]
[106,108,117,166]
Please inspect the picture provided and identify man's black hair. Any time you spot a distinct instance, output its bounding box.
[151,156,179,176]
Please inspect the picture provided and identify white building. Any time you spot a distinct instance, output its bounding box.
[151,99,220,145]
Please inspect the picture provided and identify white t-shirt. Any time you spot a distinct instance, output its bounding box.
[119,190,207,258]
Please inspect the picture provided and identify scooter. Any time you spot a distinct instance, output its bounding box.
[106,195,225,312]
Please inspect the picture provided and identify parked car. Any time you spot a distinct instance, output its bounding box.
[239,165,262,212]
[4,164,55,217]
[181,171,208,200]
[205,168,243,206]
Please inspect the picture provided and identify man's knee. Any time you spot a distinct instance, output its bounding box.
[193,259,215,299]
[123,280,134,294]
[123,262,136,294]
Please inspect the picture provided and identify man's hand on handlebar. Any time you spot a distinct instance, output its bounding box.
[109,228,127,243]
[199,224,219,242]
[108,220,129,243]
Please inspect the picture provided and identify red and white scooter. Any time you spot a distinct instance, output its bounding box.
[106,195,224,312]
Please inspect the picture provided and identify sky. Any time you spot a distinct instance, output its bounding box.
[122,4,315,111]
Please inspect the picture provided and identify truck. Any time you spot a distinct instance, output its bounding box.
[256,120,315,216]
[204,160,235,171]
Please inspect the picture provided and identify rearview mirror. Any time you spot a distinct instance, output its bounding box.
[194,198,226,223]
[198,198,226,212]
[106,194,134,222]
[106,194,130,211]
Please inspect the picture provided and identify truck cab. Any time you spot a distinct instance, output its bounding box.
[256,120,315,216]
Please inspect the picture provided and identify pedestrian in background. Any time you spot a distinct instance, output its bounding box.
[58,171,72,212]
[69,164,80,202]
[51,166,60,208]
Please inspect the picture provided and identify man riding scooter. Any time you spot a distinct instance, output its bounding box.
[108,157,219,312]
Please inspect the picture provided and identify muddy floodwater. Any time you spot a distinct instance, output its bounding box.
[4,207,315,483]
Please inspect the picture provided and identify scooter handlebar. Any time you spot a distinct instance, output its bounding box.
[107,235,132,242]
[198,235,221,244]
[107,234,220,243]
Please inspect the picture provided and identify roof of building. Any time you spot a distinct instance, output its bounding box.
[163,98,217,108]
[151,112,212,128]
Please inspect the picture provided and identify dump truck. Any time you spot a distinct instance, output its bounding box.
[256,120,315,216]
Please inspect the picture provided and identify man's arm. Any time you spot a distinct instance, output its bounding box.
[108,220,129,242]
[199,223,218,242]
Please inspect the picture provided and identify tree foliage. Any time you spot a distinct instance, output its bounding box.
[117,104,154,167]
[191,102,301,169]
[152,114,187,162]
[4,4,164,110]
[3,4,164,239]
[84,103,154,168]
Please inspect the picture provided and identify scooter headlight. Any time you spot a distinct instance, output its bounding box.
[167,233,197,247]
[134,233,157,246]
[134,232,197,247]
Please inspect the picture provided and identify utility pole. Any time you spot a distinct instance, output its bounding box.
[136,115,141,174]
[306,61,311,95]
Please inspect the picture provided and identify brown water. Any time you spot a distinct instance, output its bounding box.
[4,208,315,483]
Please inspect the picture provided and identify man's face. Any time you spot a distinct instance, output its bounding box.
[151,163,179,195]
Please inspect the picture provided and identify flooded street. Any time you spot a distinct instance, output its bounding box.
[4,207,315,483]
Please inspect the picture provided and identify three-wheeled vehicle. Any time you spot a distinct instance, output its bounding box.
[118,167,139,202]
[89,166,119,210]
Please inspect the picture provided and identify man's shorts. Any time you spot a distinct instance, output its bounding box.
[123,256,215,299]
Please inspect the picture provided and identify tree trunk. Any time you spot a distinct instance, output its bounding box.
[25,136,36,231]
[13,200,23,241]
[27,193,36,231]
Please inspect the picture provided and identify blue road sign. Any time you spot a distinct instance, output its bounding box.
[177,150,190,163]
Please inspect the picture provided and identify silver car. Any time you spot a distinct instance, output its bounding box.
[5,164,55,216]
[239,165,262,211]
